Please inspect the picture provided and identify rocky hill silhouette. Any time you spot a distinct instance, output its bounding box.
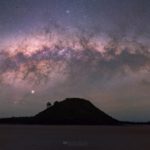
[0,98,119,125]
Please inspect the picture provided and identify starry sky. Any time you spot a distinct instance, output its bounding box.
[0,0,150,121]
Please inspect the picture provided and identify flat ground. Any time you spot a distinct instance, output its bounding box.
[0,125,150,150]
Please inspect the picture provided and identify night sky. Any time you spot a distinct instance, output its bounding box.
[0,0,150,121]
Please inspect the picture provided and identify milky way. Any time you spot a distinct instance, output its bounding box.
[1,27,149,85]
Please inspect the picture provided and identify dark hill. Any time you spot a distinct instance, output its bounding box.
[34,98,119,125]
[0,98,120,125]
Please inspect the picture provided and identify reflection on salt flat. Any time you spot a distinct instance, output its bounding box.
[62,140,88,147]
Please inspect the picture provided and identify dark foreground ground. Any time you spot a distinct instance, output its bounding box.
[0,125,150,150]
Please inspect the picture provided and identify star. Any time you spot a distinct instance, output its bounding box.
[31,90,35,94]
[66,10,70,14]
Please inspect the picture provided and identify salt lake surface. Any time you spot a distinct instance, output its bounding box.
[0,125,150,150]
